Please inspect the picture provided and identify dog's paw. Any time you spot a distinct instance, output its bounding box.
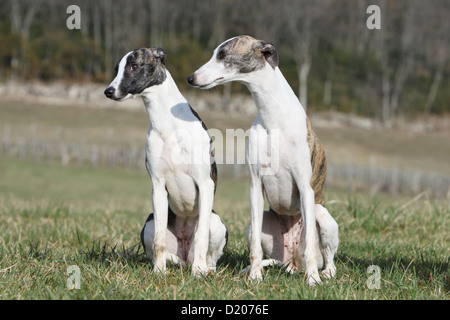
[249,267,263,283]
[307,270,322,286]
[192,263,209,277]
[321,266,336,279]
[153,265,167,274]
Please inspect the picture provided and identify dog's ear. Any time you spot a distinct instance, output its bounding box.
[151,47,166,65]
[258,42,278,69]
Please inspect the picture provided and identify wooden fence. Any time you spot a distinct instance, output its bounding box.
[1,134,449,199]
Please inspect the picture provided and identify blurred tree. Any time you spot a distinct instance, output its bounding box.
[282,0,330,111]
[0,0,448,117]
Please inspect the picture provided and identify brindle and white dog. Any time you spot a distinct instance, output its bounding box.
[188,36,338,285]
[104,48,228,275]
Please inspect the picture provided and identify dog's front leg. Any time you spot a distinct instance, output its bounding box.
[294,172,322,286]
[192,178,214,276]
[248,177,265,281]
[152,179,168,273]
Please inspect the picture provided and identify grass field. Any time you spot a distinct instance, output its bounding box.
[0,156,448,300]
[2,99,450,174]
[0,99,449,300]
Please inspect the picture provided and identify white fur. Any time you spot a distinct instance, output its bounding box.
[143,73,215,275]
[191,39,328,285]
[109,51,132,99]
[141,212,228,271]
[315,204,339,278]
[248,204,338,278]
[107,64,221,276]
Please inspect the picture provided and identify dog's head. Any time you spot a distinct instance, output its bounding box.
[104,48,167,101]
[187,35,278,89]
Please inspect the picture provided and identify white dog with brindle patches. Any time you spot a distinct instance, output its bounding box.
[188,36,338,285]
[104,48,228,275]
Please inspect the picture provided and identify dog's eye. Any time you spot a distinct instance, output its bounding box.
[130,64,139,71]
[217,50,227,60]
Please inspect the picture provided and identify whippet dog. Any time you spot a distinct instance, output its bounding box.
[104,48,228,275]
[188,36,338,285]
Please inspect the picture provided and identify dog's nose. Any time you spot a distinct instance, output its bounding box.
[104,87,115,98]
[186,74,195,85]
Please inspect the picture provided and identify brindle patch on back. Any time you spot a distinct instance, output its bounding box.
[188,104,218,193]
[306,117,327,206]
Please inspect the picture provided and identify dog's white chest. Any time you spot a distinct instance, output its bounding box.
[248,118,310,215]
[145,124,209,217]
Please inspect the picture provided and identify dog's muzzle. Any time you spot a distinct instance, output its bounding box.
[186,75,196,86]
[104,86,116,99]
[187,74,223,89]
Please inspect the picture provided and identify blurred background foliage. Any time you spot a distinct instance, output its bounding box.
[0,0,449,120]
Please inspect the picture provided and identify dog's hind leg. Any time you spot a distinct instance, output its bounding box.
[141,213,186,267]
[315,204,338,279]
[206,212,228,271]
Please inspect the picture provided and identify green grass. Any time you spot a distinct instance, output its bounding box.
[0,156,448,300]
[1,99,448,300]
